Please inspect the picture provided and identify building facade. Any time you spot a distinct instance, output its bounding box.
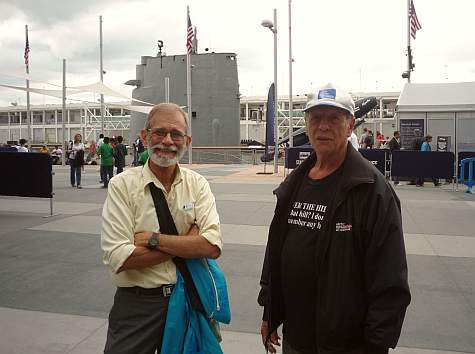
[240,91,400,144]
[0,103,130,145]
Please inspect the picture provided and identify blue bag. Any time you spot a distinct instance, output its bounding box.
[161,272,224,354]
[186,258,231,324]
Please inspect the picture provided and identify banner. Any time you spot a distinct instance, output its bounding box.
[264,83,275,156]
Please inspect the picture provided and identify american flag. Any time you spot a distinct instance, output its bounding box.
[186,12,194,54]
[410,0,422,40]
[24,31,30,67]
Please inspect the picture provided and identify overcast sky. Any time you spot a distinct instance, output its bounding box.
[1,0,475,106]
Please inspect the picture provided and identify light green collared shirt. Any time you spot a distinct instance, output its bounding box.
[101,162,222,288]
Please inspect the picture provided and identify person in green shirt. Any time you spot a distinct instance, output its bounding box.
[114,135,128,174]
[138,149,149,165]
[97,136,114,188]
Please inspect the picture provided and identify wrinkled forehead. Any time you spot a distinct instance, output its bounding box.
[149,110,187,130]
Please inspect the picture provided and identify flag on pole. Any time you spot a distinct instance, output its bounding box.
[186,11,194,54]
[410,0,422,39]
[24,31,30,68]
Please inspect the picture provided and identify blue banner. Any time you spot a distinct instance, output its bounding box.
[265,83,275,156]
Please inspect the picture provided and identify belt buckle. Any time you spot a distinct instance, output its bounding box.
[162,285,173,297]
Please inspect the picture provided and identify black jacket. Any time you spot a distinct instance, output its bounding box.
[388,137,401,151]
[258,144,411,353]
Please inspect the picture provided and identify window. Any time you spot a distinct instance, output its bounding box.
[33,128,44,142]
[21,113,28,124]
[0,113,8,125]
[33,111,43,124]
[69,110,81,123]
[45,128,56,143]
[45,111,55,125]
[10,112,20,124]
[109,109,122,116]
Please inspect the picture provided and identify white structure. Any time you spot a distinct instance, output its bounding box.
[0,102,130,144]
[240,91,399,144]
[397,82,475,153]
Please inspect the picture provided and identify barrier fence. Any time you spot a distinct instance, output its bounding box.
[0,152,55,216]
[285,147,470,189]
[391,150,455,179]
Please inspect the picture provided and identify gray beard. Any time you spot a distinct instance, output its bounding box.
[148,143,186,167]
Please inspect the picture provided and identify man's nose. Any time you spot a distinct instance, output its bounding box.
[317,118,331,130]
[161,132,174,145]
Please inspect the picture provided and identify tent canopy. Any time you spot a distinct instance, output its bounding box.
[397,82,475,112]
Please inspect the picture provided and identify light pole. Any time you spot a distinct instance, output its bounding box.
[261,9,278,174]
[288,0,293,148]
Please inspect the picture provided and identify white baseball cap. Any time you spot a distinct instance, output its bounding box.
[304,83,355,116]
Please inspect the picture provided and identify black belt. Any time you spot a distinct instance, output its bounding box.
[118,284,174,297]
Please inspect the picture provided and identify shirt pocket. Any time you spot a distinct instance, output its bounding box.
[178,201,197,224]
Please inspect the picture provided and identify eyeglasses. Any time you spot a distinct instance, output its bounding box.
[147,128,187,142]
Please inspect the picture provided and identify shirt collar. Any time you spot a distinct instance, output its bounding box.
[141,160,183,191]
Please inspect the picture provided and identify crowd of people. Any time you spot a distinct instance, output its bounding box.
[67,133,129,189]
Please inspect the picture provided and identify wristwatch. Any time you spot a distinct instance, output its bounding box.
[147,232,160,250]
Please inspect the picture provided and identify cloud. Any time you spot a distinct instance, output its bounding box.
[2,0,475,106]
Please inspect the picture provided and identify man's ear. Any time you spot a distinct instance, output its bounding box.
[186,135,192,147]
[347,117,356,137]
[140,130,147,146]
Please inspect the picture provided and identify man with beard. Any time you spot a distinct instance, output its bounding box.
[101,103,222,354]
[258,84,410,354]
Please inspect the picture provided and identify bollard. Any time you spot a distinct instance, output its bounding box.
[459,158,475,194]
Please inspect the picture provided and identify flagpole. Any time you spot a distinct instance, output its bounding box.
[273,9,278,174]
[25,25,31,143]
[99,15,105,135]
[186,6,193,165]
[407,0,411,83]
[62,59,66,166]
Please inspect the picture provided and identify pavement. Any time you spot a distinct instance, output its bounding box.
[0,163,474,354]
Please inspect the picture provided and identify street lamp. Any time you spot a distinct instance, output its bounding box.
[261,9,278,174]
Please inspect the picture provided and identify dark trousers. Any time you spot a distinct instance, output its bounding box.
[116,165,124,174]
[70,164,81,186]
[103,165,113,187]
[104,288,170,354]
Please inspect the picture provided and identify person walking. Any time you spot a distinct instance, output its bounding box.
[68,133,85,189]
[258,83,410,354]
[97,136,114,188]
[388,130,401,185]
[97,133,105,183]
[417,135,441,187]
[359,127,368,148]
[113,135,128,174]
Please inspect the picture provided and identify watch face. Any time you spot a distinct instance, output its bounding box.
[148,235,158,249]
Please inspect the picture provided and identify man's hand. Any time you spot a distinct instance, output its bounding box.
[134,231,153,248]
[134,224,199,248]
[187,223,200,236]
[261,321,280,353]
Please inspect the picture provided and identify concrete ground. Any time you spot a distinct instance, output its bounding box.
[0,163,474,354]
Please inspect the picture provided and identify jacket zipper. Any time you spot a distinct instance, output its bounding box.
[203,259,221,314]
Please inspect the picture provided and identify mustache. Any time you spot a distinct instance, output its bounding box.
[150,144,178,152]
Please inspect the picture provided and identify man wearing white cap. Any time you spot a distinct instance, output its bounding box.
[258,83,411,354]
